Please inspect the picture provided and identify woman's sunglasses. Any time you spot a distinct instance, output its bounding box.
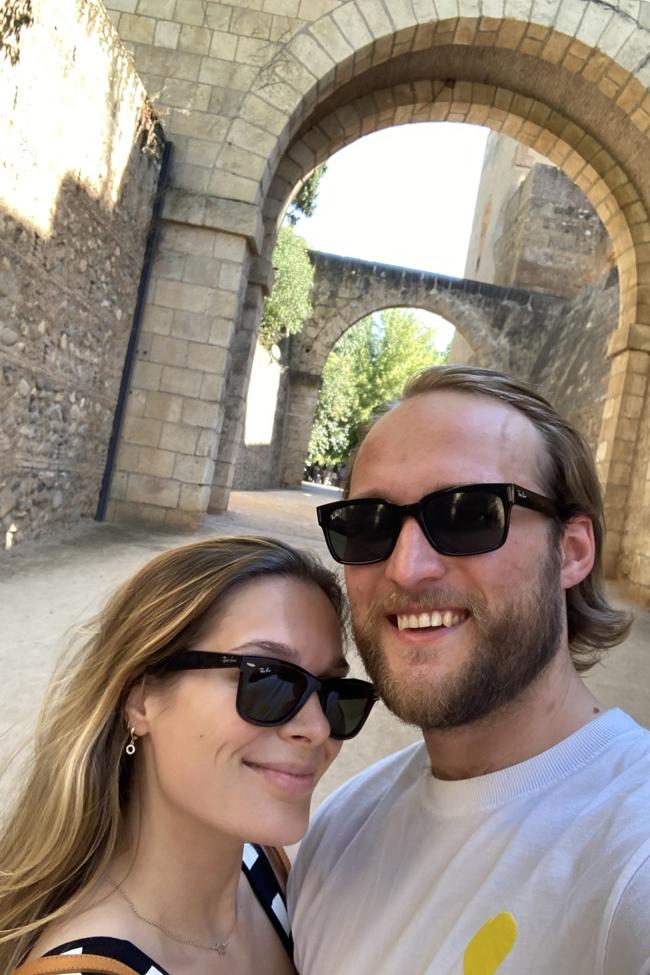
[317,482,560,565]
[151,651,377,740]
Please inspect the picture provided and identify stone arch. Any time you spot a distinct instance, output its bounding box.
[279,251,568,485]
[214,11,650,578]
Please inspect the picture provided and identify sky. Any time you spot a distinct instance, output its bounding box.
[293,122,490,350]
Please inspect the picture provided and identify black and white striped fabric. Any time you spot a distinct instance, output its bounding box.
[43,843,293,971]
[242,843,293,956]
[44,937,167,975]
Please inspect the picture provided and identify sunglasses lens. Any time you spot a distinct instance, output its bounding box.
[237,662,307,725]
[321,680,375,740]
[423,489,506,555]
[324,502,398,564]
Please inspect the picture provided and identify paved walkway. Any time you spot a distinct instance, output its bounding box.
[1,485,649,808]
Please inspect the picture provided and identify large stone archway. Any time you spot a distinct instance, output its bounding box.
[105,1,650,593]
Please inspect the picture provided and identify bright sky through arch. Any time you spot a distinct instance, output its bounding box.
[292,122,490,351]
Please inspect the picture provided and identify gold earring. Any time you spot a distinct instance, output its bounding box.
[125,728,138,756]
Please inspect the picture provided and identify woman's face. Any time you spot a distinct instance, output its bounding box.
[130,576,346,846]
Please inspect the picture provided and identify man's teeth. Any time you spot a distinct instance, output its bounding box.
[396,611,466,630]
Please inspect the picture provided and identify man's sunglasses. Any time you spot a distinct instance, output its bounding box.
[151,651,377,740]
[317,482,560,565]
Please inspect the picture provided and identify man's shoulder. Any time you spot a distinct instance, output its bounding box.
[319,739,426,817]
[295,741,426,866]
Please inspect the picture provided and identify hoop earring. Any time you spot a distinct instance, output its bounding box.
[125,728,138,756]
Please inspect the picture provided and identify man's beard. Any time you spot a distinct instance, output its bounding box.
[352,542,564,731]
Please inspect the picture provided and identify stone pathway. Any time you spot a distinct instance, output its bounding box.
[1,485,649,808]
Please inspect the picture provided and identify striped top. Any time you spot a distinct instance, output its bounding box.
[44,844,293,973]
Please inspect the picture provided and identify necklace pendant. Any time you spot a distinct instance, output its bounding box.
[215,943,226,956]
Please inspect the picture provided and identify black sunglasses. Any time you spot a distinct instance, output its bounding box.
[317,482,560,565]
[151,651,377,740]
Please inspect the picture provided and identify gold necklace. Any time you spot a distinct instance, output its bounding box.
[109,879,238,956]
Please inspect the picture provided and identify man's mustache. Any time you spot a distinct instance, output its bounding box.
[364,588,490,625]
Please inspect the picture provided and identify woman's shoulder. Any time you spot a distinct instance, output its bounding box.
[42,936,170,975]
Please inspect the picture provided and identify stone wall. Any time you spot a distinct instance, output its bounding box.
[464,131,544,283]
[0,0,162,548]
[495,164,613,298]
[463,133,618,449]
[232,341,289,490]
[532,272,619,451]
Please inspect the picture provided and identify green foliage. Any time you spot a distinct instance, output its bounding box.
[259,226,314,351]
[286,165,327,225]
[307,309,448,471]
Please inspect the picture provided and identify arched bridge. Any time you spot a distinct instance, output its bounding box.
[280,251,567,485]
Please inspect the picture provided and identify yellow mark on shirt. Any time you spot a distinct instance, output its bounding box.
[463,912,517,975]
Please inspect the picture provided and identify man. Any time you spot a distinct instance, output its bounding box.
[288,365,650,975]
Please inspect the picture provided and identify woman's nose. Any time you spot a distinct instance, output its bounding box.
[279,691,331,745]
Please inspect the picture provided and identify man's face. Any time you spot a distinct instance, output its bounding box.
[345,390,567,730]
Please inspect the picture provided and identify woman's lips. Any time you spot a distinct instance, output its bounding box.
[244,761,317,795]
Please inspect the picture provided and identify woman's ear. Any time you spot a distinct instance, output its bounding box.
[124,679,149,737]
[560,514,596,591]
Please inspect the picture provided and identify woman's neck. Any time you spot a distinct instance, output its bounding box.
[111,795,243,947]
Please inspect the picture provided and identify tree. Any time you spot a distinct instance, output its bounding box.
[258,225,314,351]
[286,165,327,225]
[307,309,448,473]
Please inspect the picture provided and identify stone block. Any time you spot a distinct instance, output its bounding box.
[208,170,260,204]
[231,9,274,38]
[236,35,280,65]
[182,398,223,427]
[131,360,163,391]
[183,254,221,284]
[263,0,300,14]
[118,13,156,43]
[155,279,214,313]
[179,482,212,512]
[160,366,204,397]
[186,138,221,167]
[179,24,212,55]
[196,428,219,457]
[132,446,177,477]
[127,389,147,418]
[200,371,227,400]
[138,0,175,16]
[218,261,244,292]
[106,0,137,11]
[126,474,181,507]
[173,163,211,194]
[164,507,205,529]
[198,57,258,90]
[210,30,238,59]
[187,343,228,373]
[154,19,181,49]
[174,0,208,25]
[142,305,174,336]
[173,454,214,483]
[122,416,162,447]
[162,223,216,256]
[150,335,189,367]
[144,391,184,422]
[205,3,233,30]
[172,310,212,342]
[209,318,234,346]
[160,421,201,453]
[160,78,212,111]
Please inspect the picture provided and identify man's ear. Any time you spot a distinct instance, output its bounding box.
[124,679,149,737]
[560,514,595,590]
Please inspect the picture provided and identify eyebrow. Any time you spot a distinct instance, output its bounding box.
[235,640,350,676]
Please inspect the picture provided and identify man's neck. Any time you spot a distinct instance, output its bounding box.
[422,651,603,780]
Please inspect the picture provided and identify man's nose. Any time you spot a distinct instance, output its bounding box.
[384,515,448,589]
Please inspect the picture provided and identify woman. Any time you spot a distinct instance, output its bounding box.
[1,536,376,975]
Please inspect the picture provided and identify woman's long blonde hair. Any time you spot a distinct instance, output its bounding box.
[0,535,344,970]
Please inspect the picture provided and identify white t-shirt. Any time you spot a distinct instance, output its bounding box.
[289,709,650,975]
